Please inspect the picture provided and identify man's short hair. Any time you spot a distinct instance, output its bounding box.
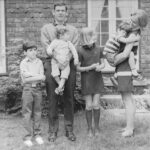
[54,3,68,11]
[22,41,37,52]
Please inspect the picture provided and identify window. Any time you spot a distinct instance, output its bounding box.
[88,0,139,72]
[0,0,6,75]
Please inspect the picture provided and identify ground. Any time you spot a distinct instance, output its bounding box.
[1,109,150,150]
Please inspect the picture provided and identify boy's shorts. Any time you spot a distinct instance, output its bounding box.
[105,52,117,67]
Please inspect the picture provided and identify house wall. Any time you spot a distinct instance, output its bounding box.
[0,0,150,109]
[0,0,87,109]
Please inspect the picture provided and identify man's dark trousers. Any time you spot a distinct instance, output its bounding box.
[44,59,76,133]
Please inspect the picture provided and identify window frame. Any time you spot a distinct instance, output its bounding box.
[87,0,140,73]
[0,0,7,76]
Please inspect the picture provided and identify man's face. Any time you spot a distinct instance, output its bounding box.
[53,6,68,23]
[25,47,37,60]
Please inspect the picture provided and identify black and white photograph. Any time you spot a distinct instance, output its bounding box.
[0,0,150,149]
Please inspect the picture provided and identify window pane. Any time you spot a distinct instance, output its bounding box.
[116,7,132,18]
[91,7,104,18]
[116,20,122,29]
[91,0,108,19]
[92,20,100,33]
[101,34,109,46]
[116,0,137,18]
[101,7,108,18]
[96,33,100,46]
[0,0,6,74]
[101,20,109,33]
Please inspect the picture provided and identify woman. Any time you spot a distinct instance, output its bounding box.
[115,9,148,137]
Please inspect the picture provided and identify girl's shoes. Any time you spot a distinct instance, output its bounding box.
[87,129,93,138]
[35,136,44,145]
[118,127,127,133]
[94,128,100,136]
[121,129,134,137]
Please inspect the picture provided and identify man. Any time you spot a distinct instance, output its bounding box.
[41,3,79,142]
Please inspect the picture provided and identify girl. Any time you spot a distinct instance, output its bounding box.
[77,28,105,137]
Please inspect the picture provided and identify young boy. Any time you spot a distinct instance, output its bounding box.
[20,41,45,147]
[46,25,79,95]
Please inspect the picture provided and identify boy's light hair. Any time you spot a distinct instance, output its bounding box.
[118,21,132,32]
[56,25,67,39]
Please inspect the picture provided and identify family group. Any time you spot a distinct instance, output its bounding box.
[19,2,148,147]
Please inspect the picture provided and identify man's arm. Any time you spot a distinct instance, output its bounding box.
[41,25,51,50]
[70,27,79,47]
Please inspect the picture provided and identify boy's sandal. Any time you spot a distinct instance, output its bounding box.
[121,129,134,137]
[24,139,33,147]
[117,128,126,133]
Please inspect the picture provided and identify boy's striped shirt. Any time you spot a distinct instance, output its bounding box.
[104,36,120,54]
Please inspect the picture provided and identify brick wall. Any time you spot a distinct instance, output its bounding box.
[139,0,150,77]
[0,0,150,108]
[0,0,87,108]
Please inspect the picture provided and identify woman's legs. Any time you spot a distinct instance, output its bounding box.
[84,95,93,137]
[121,92,136,137]
[93,94,101,136]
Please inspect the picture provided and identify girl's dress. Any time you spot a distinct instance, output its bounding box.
[78,44,104,96]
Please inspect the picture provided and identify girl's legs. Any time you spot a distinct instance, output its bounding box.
[128,52,138,76]
[121,92,136,137]
[93,94,101,136]
[114,43,134,65]
[56,65,70,95]
[84,95,93,137]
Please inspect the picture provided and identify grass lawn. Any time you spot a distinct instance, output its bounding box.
[1,109,150,150]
